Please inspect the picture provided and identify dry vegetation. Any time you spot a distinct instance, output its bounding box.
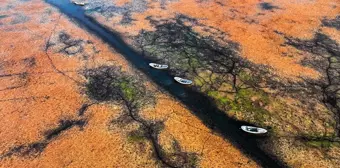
[0,0,260,167]
[82,0,340,167]
[1,0,339,167]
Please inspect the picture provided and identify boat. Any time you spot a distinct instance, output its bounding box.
[240,126,267,134]
[72,1,86,6]
[174,77,192,85]
[149,63,168,69]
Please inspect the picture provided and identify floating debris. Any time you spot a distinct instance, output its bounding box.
[149,63,168,69]
[174,77,192,85]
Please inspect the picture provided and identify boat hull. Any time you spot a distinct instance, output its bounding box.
[149,63,168,69]
[72,1,85,6]
[241,126,267,134]
[174,77,192,85]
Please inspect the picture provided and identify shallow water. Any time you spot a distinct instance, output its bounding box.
[45,0,286,167]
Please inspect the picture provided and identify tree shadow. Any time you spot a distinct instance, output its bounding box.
[84,66,199,167]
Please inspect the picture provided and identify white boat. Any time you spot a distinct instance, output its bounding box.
[174,77,192,85]
[241,126,267,134]
[72,1,86,6]
[149,63,168,69]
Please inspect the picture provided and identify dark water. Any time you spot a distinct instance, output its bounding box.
[45,0,286,167]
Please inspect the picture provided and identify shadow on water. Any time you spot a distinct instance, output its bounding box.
[45,0,286,167]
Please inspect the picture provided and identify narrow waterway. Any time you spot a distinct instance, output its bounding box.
[45,0,286,167]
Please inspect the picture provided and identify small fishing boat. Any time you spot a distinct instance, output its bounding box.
[149,63,168,69]
[241,126,267,134]
[174,77,192,85]
[72,1,86,6]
